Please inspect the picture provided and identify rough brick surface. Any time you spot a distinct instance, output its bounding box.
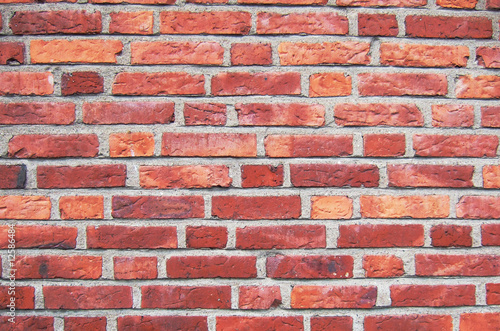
[291,286,377,308]
[364,315,452,331]
[406,16,492,39]
[10,10,101,35]
[236,225,326,249]
[212,196,301,219]
[38,165,126,188]
[334,103,423,127]
[391,285,475,307]
[239,286,282,309]
[64,317,106,331]
[0,102,75,125]
[43,286,133,309]
[167,256,257,278]
[267,255,354,279]
[363,255,405,278]
[31,40,122,64]
[83,102,174,125]
[15,255,102,279]
[291,164,379,187]
[236,103,324,127]
[8,134,98,158]
[61,72,103,96]
[358,73,447,96]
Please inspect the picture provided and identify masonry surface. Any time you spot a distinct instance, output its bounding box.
[0,0,499,330]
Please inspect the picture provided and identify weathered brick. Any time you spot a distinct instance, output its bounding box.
[437,0,477,8]
[114,257,157,280]
[31,40,122,64]
[432,104,474,127]
[0,196,51,220]
[87,225,177,249]
[416,254,500,276]
[484,166,500,188]
[0,72,53,96]
[110,11,153,35]
[364,134,406,157]
[231,43,272,65]
[291,286,377,308]
[15,255,102,279]
[363,255,405,278]
[212,72,301,96]
[162,133,256,157]
[213,196,300,220]
[112,196,204,219]
[358,14,398,36]
[118,316,208,331]
[257,13,348,35]
[431,225,472,247]
[0,103,74,125]
[486,284,500,305]
[142,286,231,309]
[0,316,53,331]
[83,102,175,125]
[0,225,76,249]
[0,286,34,309]
[186,226,228,249]
[291,164,379,188]
[267,255,354,279]
[406,16,492,39]
[310,196,353,219]
[113,72,205,95]
[456,75,500,99]
[10,10,101,34]
[216,317,303,331]
[335,103,423,126]
[360,195,449,218]
[476,47,500,68]
[380,43,469,67]
[64,317,106,331]
[0,42,24,64]
[388,164,474,188]
[457,196,500,219]
[167,256,257,278]
[239,0,325,3]
[109,132,154,158]
[44,286,133,309]
[9,134,98,158]
[241,165,284,188]
[91,0,174,3]
[236,103,324,127]
[460,313,500,331]
[59,196,104,220]
[364,315,452,331]
[391,285,475,307]
[239,286,282,310]
[482,224,500,246]
[338,0,425,6]
[279,42,370,65]
[309,73,352,97]
[265,135,352,157]
[358,73,447,96]
[61,72,103,96]
[140,165,231,189]
[160,11,251,34]
[413,134,499,157]
[0,165,26,189]
[311,316,353,331]
[236,225,326,249]
[486,0,500,8]
[482,106,500,127]
[184,103,226,126]
[338,224,424,248]
[132,41,224,65]
[38,165,125,188]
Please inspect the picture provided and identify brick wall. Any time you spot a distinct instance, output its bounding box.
[0,0,499,330]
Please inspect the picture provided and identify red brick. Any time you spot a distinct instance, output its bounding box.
[109,132,154,157]
[118,316,208,331]
[64,317,106,331]
[310,196,353,219]
[338,224,424,248]
[112,196,204,219]
[335,103,423,126]
[10,10,101,34]
[217,317,303,331]
[59,196,104,220]
[0,225,76,249]
[416,254,500,276]
[142,286,230,309]
[432,104,474,127]
[239,0,325,3]
[486,0,500,7]
[0,317,53,331]
[0,72,53,96]
[486,283,500,304]
[236,225,326,249]
[358,14,398,37]
[61,72,103,96]
[380,43,469,67]
[113,256,158,279]
[87,225,177,249]
[140,165,231,189]
[476,47,500,68]
[406,16,492,39]
[167,256,257,278]
[83,102,174,125]
[160,11,251,35]
[0,164,26,189]
[0,102,74,125]
[91,0,174,3]
[291,164,379,188]
[413,134,498,157]
[257,13,348,35]
[231,43,272,65]
[311,316,353,331]
[437,0,477,8]
[482,106,500,127]
[44,286,132,309]
[338,0,425,6]
[291,285,376,308]
[15,255,102,279]
[110,11,153,34]
[212,196,301,220]
[184,103,226,126]
[0,196,51,220]
[364,134,406,157]
[132,41,223,65]
[460,313,500,331]
[484,165,500,188]
[364,315,452,331]
[309,73,352,97]
[279,42,370,65]
[0,286,34,309]
[212,72,300,96]
[38,165,125,189]
[265,135,352,157]
[431,225,472,247]
[31,40,122,64]
[236,103,325,127]
[456,75,500,99]
[358,73,447,96]
[388,164,474,188]
[0,42,24,64]
[363,255,405,278]
[239,286,282,309]
[162,133,256,157]
[360,195,449,218]
[267,255,353,279]
[113,72,204,96]
[241,165,284,188]
[482,224,500,245]
[457,196,500,219]
[186,226,228,249]
[114,257,157,280]
[9,134,98,158]
[189,0,228,3]
[391,285,475,307]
